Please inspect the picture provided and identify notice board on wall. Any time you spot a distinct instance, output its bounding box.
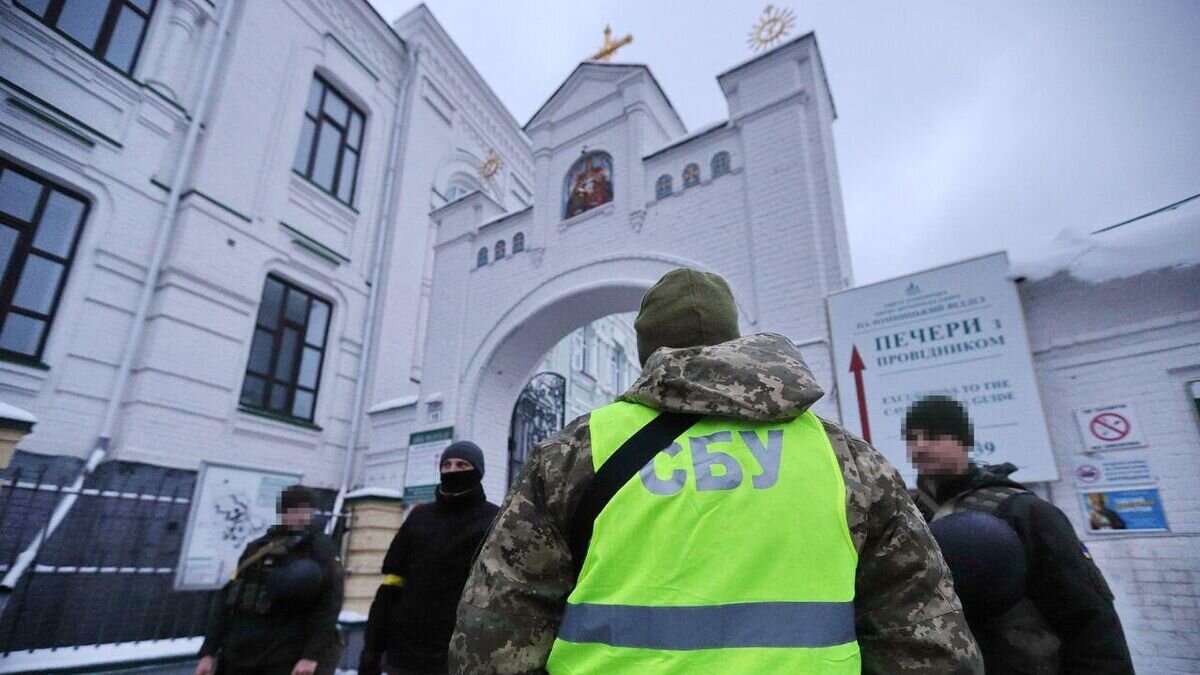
[827,253,1056,482]
[176,463,300,590]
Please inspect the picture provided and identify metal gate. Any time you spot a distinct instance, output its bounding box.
[508,372,566,485]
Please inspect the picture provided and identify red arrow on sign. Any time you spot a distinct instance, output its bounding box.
[849,345,871,443]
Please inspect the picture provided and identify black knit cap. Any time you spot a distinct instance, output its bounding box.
[903,395,974,447]
[441,440,485,477]
[278,485,315,512]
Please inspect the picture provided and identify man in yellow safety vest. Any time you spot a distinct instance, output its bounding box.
[450,268,982,674]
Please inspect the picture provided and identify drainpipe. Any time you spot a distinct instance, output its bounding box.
[327,45,419,535]
[0,0,237,605]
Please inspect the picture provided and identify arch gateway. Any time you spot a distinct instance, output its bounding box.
[363,35,853,501]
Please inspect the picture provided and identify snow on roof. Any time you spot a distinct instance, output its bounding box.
[0,400,36,425]
[345,486,405,501]
[1012,194,1200,283]
[367,395,419,414]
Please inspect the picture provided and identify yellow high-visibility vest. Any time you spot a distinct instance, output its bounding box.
[547,401,860,674]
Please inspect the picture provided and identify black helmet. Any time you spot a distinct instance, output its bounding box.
[265,557,324,603]
[930,510,1026,619]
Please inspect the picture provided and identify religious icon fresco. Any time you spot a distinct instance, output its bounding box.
[563,151,614,219]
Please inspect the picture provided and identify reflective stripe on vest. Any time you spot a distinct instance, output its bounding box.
[547,402,860,674]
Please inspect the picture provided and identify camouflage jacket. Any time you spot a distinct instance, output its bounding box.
[450,333,983,674]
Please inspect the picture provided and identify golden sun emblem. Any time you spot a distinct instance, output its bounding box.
[478,149,503,182]
[748,5,796,52]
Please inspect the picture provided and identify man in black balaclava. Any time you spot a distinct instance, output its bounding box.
[359,442,499,675]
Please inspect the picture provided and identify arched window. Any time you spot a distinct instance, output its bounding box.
[563,151,614,219]
[477,247,488,267]
[495,240,506,260]
[513,232,525,253]
[682,163,701,188]
[711,151,731,178]
[655,174,673,200]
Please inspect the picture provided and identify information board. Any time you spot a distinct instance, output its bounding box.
[827,253,1056,482]
[176,463,300,589]
[404,427,454,502]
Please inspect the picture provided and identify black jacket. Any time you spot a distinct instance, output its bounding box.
[363,484,499,672]
[917,463,1134,675]
[199,525,343,668]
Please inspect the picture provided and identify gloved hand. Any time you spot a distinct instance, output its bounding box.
[357,650,383,675]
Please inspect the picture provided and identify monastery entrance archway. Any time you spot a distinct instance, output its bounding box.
[458,256,752,495]
[368,37,851,499]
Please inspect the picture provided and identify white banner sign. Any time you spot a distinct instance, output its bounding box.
[176,463,300,589]
[827,253,1056,482]
[1072,455,1154,488]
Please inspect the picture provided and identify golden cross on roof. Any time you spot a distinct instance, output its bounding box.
[591,25,633,62]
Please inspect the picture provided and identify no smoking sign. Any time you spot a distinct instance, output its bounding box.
[1089,412,1130,442]
[1075,403,1145,451]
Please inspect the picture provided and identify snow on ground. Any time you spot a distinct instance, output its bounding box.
[0,637,202,674]
[1011,194,1200,283]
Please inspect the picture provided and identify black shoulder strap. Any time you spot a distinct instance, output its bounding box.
[568,411,701,574]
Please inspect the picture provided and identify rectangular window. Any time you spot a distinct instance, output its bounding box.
[240,275,332,423]
[571,331,584,372]
[0,158,89,361]
[611,346,624,391]
[581,328,594,375]
[293,75,365,206]
[15,0,156,75]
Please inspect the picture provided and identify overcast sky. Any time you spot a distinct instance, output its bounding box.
[369,0,1200,284]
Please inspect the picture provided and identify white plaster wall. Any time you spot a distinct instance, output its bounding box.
[399,36,849,498]
[2,0,411,488]
[1021,267,1200,673]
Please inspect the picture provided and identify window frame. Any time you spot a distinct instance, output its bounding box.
[682,163,701,188]
[610,345,624,391]
[293,74,366,207]
[655,174,673,199]
[238,275,332,424]
[571,332,584,372]
[512,232,525,254]
[711,151,732,178]
[495,239,506,261]
[0,158,90,362]
[14,0,157,76]
[477,247,488,268]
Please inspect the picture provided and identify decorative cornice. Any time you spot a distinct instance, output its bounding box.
[308,0,405,84]
[409,33,533,179]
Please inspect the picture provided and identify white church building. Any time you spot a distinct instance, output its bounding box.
[0,0,1196,671]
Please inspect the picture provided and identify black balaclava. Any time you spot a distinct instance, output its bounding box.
[440,440,484,494]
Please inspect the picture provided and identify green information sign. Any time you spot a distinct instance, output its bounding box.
[405,426,454,503]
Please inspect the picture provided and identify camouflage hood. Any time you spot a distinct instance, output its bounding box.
[619,333,823,422]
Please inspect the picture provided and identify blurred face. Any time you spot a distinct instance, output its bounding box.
[280,506,313,530]
[906,430,969,476]
[441,458,475,474]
